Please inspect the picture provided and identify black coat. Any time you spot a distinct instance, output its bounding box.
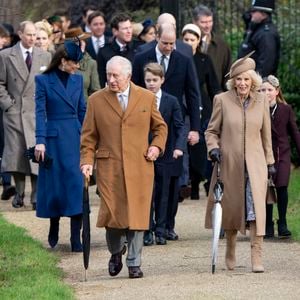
[271,103,300,187]
[238,17,280,77]
[132,48,201,131]
[97,38,140,88]
[85,36,110,60]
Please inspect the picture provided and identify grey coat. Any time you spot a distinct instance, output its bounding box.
[0,43,51,174]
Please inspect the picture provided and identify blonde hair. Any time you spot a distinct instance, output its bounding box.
[35,20,53,37]
[262,75,287,104]
[226,69,262,91]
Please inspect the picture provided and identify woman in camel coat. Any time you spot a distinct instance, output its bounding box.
[205,56,274,273]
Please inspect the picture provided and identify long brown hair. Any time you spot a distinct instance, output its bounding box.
[44,44,68,74]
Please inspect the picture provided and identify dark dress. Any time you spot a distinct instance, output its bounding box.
[35,69,86,218]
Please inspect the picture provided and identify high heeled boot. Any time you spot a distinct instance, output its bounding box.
[70,214,83,252]
[225,230,237,270]
[250,221,264,273]
[48,217,60,248]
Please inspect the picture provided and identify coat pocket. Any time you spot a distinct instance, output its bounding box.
[96,150,110,158]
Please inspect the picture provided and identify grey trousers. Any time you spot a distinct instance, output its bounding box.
[12,173,37,204]
[106,228,144,267]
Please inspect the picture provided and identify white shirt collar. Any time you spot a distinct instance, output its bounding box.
[117,84,130,98]
[155,89,162,110]
[155,45,170,61]
[115,38,127,51]
[19,42,33,60]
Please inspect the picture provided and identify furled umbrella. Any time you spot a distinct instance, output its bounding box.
[211,162,224,274]
[82,176,91,281]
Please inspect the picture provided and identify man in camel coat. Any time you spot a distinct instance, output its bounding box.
[80,56,167,279]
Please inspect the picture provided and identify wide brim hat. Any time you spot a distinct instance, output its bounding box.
[227,51,256,78]
[251,0,275,13]
[65,27,91,41]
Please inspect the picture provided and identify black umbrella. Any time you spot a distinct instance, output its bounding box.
[82,176,91,281]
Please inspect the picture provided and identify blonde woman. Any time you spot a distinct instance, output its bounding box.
[205,56,275,273]
[260,75,300,238]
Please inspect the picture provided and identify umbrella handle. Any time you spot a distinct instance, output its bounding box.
[84,176,90,188]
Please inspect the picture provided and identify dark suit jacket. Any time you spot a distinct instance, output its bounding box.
[271,103,300,187]
[156,92,185,170]
[132,48,201,131]
[97,38,140,88]
[136,39,193,58]
[86,36,110,60]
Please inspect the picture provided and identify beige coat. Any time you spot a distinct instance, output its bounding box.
[80,82,167,230]
[0,43,51,174]
[205,90,274,235]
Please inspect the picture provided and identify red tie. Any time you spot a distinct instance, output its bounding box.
[25,51,32,71]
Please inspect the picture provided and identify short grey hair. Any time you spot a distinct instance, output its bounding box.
[106,56,132,76]
[192,5,213,22]
[226,69,263,91]
[18,21,35,33]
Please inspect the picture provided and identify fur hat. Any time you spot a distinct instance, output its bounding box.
[228,51,256,78]
[251,0,275,13]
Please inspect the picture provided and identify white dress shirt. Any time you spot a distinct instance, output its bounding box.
[155,89,162,110]
[19,43,33,61]
[92,35,105,54]
[155,46,170,72]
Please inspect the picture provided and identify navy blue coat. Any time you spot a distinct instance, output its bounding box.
[35,71,86,218]
[156,91,185,176]
[132,48,201,132]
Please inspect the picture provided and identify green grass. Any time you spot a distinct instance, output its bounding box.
[287,168,300,241]
[0,215,74,300]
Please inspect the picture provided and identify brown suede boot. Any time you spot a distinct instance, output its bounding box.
[225,230,237,270]
[250,221,264,273]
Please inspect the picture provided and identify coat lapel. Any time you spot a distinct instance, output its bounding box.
[103,88,123,118]
[164,51,176,81]
[49,72,76,110]
[9,43,28,82]
[123,83,141,120]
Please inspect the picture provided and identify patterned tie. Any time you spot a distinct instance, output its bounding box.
[160,54,166,74]
[25,51,32,71]
[118,94,126,112]
[95,38,100,54]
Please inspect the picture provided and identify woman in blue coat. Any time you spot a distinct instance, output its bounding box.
[34,41,86,251]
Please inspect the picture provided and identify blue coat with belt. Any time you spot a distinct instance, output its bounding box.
[35,71,86,218]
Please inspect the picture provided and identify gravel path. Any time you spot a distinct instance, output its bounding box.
[1,184,300,300]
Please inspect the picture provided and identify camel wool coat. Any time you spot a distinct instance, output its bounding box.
[205,90,274,235]
[80,82,167,230]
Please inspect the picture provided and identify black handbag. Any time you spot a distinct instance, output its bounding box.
[24,146,53,169]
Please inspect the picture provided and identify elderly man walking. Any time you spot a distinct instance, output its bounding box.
[0,21,51,209]
[80,56,167,278]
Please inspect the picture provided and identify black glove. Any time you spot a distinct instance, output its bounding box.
[209,148,221,163]
[267,164,276,177]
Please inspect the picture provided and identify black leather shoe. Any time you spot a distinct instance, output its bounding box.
[109,246,126,276]
[32,203,36,211]
[1,185,16,200]
[128,266,143,279]
[143,231,154,246]
[12,193,24,208]
[155,236,167,245]
[278,221,291,239]
[166,229,178,241]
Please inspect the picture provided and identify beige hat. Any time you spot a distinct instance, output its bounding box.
[181,23,201,38]
[227,51,256,78]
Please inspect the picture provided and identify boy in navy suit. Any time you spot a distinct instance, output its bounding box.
[143,63,185,245]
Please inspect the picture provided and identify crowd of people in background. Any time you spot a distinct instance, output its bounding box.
[1,0,300,279]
